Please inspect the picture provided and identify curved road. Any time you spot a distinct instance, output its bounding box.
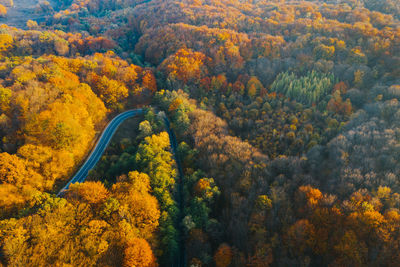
[57,108,186,266]
[57,109,143,196]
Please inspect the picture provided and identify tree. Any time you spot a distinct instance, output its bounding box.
[210,74,227,92]
[353,69,364,87]
[66,181,109,205]
[0,153,43,188]
[93,75,129,107]
[26,20,39,29]
[0,4,6,17]
[136,132,176,195]
[193,178,220,203]
[214,243,233,267]
[0,86,11,111]
[333,230,365,266]
[127,171,151,193]
[135,132,178,263]
[138,120,153,139]
[0,34,12,53]
[286,219,316,255]
[333,82,348,94]
[313,44,335,59]
[169,98,183,112]
[246,76,264,98]
[124,193,160,238]
[270,71,335,106]
[113,172,160,237]
[123,238,157,267]
[159,48,207,84]
[327,90,352,116]
[142,71,157,93]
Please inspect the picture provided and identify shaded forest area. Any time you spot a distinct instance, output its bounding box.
[0,0,400,266]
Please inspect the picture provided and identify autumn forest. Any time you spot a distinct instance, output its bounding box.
[0,0,399,266]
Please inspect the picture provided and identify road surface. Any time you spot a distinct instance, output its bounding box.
[162,114,186,267]
[57,109,143,196]
[57,108,186,266]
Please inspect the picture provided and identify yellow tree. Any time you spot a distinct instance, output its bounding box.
[66,181,110,206]
[246,76,264,98]
[112,172,160,239]
[95,76,129,107]
[0,4,6,17]
[0,33,12,53]
[0,152,43,189]
[123,238,157,267]
[160,48,208,84]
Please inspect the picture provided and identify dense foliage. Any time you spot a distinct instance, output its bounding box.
[0,0,399,266]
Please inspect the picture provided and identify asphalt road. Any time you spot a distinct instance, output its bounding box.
[57,109,143,196]
[163,115,186,267]
[57,108,185,266]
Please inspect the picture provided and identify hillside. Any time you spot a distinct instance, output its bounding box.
[0,0,58,29]
[0,0,399,266]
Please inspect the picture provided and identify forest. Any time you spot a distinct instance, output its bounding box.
[0,0,399,266]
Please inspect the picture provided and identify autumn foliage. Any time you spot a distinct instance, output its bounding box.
[0,0,400,266]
